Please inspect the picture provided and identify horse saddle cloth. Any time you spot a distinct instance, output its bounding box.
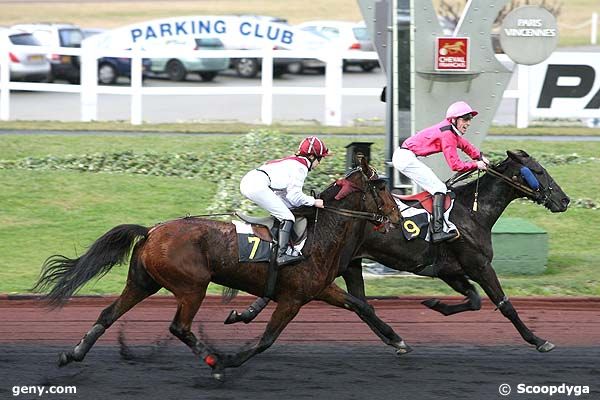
[392,192,457,242]
[232,212,308,263]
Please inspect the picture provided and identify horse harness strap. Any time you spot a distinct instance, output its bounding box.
[322,206,388,224]
[486,168,538,197]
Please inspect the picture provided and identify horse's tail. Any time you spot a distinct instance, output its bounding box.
[32,224,149,308]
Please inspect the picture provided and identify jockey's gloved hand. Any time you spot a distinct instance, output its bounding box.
[314,199,324,208]
[476,160,488,170]
[481,155,490,165]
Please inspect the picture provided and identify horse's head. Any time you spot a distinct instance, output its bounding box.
[321,158,400,224]
[498,150,570,212]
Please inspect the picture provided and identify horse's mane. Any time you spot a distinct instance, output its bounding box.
[450,157,514,204]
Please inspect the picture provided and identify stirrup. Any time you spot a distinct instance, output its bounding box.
[432,229,460,243]
[276,253,305,267]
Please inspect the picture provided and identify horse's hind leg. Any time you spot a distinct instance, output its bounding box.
[468,262,554,352]
[316,283,412,355]
[213,299,303,379]
[59,257,160,366]
[422,272,481,316]
[168,289,219,368]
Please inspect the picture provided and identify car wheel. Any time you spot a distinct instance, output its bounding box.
[235,58,259,78]
[166,60,187,81]
[199,71,217,82]
[98,63,118,85]
[287,62,304,75]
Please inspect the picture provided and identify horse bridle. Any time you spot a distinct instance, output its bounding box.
[448,163,552,206]
[321,169,396,225]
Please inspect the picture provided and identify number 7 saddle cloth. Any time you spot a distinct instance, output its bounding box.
[232,214,307,262]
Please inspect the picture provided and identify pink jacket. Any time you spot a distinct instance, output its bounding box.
[402,120,481,172]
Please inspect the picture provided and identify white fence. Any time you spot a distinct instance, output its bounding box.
[1,43,535,127]
[1,44,383,127]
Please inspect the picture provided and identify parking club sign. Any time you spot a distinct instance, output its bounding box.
[435,37,470,70]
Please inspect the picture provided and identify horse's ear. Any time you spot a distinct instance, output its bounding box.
[507,150,542,173]
[358,156,379,180]
[506,150,529,162]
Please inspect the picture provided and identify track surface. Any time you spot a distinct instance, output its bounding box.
[1,296,599,399]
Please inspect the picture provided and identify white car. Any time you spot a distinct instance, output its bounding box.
[11,23,83,83]
[0,27,50,82]
[295,20,379,72]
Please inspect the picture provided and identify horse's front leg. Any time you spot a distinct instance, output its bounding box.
[422,272,482,316]
[341,258,368,302]
[468,261,554,352]
[212,299,302,379]
[316,283,412,355]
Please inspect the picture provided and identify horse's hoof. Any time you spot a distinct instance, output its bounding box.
[224,310,241,325]
[421,298,440,309]
[394,341,413,355]
[537,341,555,352]
[58,352,71,367]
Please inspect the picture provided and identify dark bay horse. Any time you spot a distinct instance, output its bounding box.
[343,150,570,352]
[34,164,407,380]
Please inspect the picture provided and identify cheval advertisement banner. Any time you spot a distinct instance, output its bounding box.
[435,37,470,71]
[528,52,600,119]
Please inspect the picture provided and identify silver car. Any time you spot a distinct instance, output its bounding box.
[1,28,51,82]
[296,21,379,72]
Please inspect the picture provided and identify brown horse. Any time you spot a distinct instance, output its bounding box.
[342,150,570,352]
[33,162,407,380]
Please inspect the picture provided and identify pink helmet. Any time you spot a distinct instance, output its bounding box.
[445,101,478,120]
[297,136,331,158]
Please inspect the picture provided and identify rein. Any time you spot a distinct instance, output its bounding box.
[447,165,539,199]
[485,167,539,197]
[321,205,389,224]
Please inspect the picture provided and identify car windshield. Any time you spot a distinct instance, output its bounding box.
[194,38,223,48]
[9,33,40,46]
[59,28,83,47]
[352,27,369,40]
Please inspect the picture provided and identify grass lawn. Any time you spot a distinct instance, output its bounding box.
[0,132,598,297]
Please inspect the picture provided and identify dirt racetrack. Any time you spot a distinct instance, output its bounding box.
[1,295,598,399]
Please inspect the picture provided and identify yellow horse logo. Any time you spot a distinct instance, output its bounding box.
[441,41,466,55]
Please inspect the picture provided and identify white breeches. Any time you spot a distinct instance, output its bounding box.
[240,169,295,222]
[392,148,447,194]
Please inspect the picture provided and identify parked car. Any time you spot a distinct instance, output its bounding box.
[225,15,299,78]
[12,23,83,83]
[295,21,379,72]
[286,30,330,75]
[82,28,151,85]
[146,37,229,82]
[0,27,51,82]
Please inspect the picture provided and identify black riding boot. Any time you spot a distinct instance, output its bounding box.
[224,245,281,325]
[431,193,459,243]
[276,220,305,266]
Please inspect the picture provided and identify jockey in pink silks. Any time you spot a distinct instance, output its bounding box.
[392,101,489,243]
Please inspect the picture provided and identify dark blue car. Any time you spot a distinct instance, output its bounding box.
[83,28,152,85]
[97,56,152,85]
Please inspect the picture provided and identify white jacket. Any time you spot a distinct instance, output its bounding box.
[258,156,315,208]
